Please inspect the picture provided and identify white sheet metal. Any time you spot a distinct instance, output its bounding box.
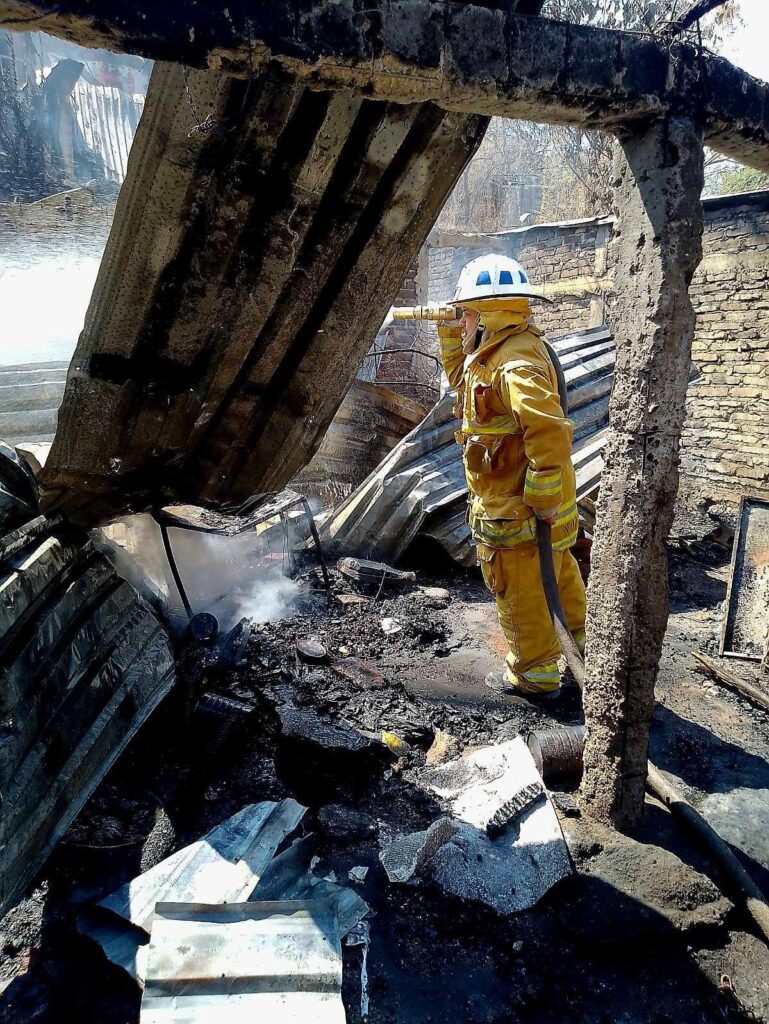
[140,900,345,1023]
[100,799,306,933]
[80,800,307,983]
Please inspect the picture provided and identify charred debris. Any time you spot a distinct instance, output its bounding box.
[1,479,769,1021]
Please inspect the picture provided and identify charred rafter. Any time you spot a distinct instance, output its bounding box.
[0,1,768,170]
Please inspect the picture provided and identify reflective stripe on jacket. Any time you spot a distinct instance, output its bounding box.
[438,316,578,552]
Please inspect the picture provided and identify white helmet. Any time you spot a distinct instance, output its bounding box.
[451,253,549,305]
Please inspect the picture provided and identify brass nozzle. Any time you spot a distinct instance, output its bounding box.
[391,303,459,321]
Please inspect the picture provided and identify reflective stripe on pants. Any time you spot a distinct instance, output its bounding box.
[479,543,586,693]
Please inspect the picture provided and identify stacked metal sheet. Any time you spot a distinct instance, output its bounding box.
[293,380,424,506]
[80,800,308,982]
[321,326,613,567]
[79,800,370,1022]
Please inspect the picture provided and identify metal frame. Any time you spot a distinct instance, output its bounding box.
[155,490,331,619]
[720,494,769,661]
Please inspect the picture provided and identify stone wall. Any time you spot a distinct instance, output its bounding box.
[420,192,769,507]
[682,193,769,507]
[427,218,611,336]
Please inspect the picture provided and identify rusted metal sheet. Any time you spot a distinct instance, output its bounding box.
[40,61,487,527]
[0,518,175,917]
[721,496,769,661]
[293,380,423,505]
[140,900,345,1023]
[321,326,613,566]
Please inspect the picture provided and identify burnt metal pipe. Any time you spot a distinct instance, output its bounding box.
[527,724,585,783]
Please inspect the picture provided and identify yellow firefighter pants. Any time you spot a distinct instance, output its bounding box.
[479,544,586,693]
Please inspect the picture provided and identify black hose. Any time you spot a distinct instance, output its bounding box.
[542,339,568,417]
[536,518,584,687]
[159,520,193,620]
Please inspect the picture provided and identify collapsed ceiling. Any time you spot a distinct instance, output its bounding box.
[39,62,486,524]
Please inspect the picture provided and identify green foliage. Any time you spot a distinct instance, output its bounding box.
[717,165,769,195]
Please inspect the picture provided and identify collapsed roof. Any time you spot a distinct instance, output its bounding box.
[38,61,486,525]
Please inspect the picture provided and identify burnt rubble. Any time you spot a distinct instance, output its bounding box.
[1,526,767,1023]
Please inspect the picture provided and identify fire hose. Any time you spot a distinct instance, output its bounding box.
[535,517,769,945]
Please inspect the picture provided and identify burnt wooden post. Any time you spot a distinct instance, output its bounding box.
[580,116,705,830]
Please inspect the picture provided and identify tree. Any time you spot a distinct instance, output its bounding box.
[717,164,769,194]
[436,0,742,232]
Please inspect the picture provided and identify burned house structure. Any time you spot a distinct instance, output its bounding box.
[0,1,769,1021]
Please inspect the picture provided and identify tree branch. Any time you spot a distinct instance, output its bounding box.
[662,0,730,36]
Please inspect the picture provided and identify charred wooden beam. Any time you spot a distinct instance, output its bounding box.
[1,2,769,170]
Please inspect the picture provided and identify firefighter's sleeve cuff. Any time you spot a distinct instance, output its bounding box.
[438,323,463,347]
[524,467,563,509]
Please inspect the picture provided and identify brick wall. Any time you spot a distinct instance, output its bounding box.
[681,194,769,506]
[418,192,769,507]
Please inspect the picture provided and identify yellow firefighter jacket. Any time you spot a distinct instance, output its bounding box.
[439,312,578,553]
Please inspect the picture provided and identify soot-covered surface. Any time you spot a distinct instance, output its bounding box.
[1,525,768,1023]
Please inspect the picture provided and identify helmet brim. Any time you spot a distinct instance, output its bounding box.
[450,289,553,306]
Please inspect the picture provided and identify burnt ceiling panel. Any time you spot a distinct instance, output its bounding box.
[40,62,487,524]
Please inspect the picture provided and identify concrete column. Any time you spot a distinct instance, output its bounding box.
[580,117,704,830]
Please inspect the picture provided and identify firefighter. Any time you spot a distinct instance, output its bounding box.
[438,253,586,699]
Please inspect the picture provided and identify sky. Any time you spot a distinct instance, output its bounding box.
[719,0,769,81]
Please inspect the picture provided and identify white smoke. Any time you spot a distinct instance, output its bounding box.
[96,512,304,635]
[231,568,301,623]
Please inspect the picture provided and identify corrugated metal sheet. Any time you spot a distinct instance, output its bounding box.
[321,326,612,566]
[140,900,345,1023]
[40,62,488,526]
[293,380,423,506]
[0,519,175,917]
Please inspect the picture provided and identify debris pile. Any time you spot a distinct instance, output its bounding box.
[1,514,769,1023]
